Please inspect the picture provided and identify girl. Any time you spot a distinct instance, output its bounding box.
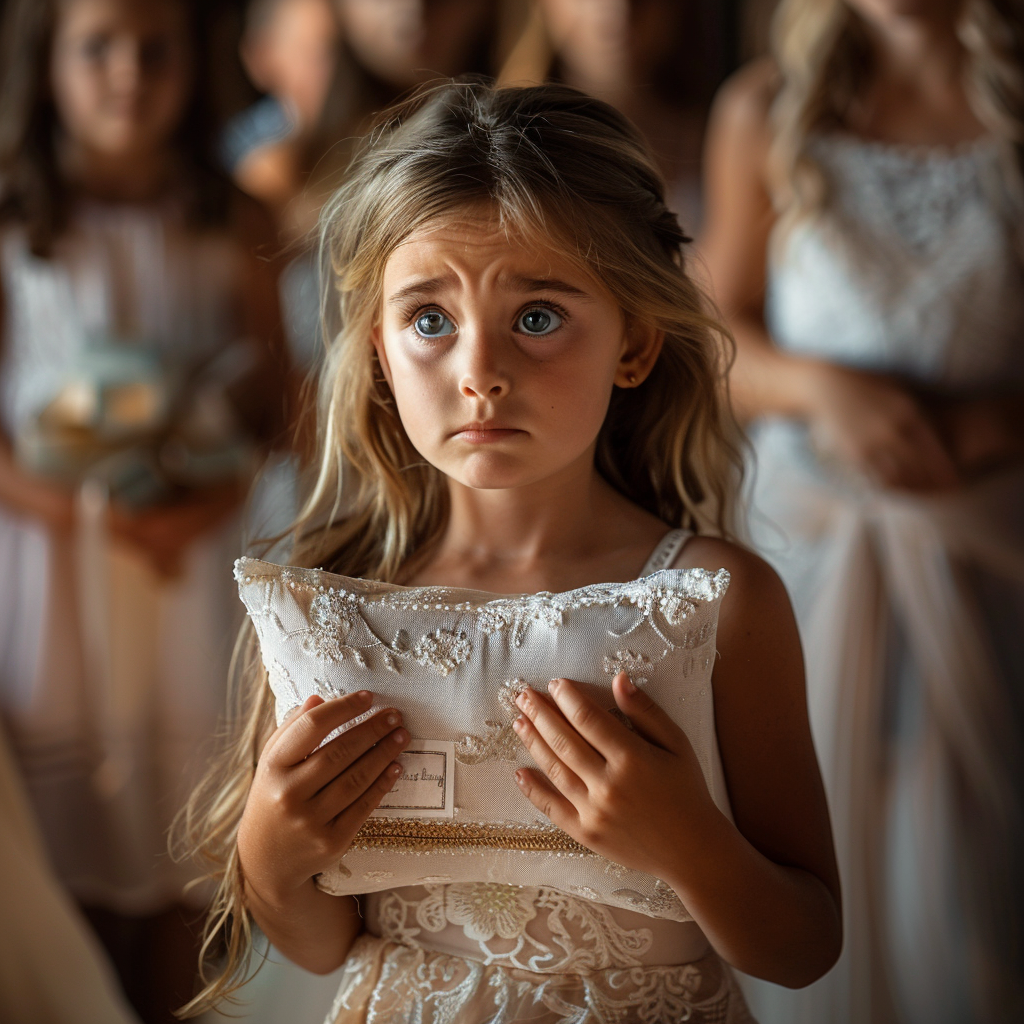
[700,1,1024,1022]
[0,0,286,1017]
[180,81,841,1023]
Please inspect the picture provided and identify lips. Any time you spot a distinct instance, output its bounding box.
[450,423,525,444]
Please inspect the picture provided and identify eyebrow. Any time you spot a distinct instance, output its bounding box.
[505,275,591,297]
[387,274,592,307]
[386,277,452,307]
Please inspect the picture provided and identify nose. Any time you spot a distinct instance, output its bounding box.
[458,329,511,400]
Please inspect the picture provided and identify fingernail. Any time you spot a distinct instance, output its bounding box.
[357,691,372,703]
[390,763,402,775]
[621,673,637,694]
[515,691,530,711]
[548,678,561,694]
[515,769,525,785]
[386,713,399,727]
[392,728,408,744]
[512,715,525,731]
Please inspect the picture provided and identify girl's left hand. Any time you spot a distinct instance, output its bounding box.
[513,672,719,878]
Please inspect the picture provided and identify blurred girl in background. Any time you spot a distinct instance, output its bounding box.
[701,1,1024,1022]
[0,0,286,1019]
[224,0,341,214]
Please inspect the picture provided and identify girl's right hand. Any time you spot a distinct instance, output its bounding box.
[801,362,960,492]
[237,692,409,910]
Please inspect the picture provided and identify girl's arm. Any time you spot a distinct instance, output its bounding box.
[513,540,842,988]
[700,61,958,492]
[237,691,410,974]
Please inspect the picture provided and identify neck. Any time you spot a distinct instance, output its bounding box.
[59,140,174,203]
[433,454,626,583]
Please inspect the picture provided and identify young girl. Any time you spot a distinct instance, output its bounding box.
[180,80,841,1023]
[0,0,285,1017]
[700,1,1024,1022]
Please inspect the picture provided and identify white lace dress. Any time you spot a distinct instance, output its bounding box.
[0,202,248,914]
[743,136,1024,1024]
[318,532,754,1024]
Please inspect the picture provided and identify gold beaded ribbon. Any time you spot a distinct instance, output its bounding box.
[352,819,593,854]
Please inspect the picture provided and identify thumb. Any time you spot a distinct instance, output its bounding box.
[611,672,686,752]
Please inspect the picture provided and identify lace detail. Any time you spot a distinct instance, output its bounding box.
[327,916,755,1023]
[235,559,729,674]
[767,134,1024,389]
[816,135,999,255]
[370,885,656,973]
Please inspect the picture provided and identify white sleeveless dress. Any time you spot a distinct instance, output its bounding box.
[743,136,1024,1024]
[313,529,754,1024]
[0,202,249,915]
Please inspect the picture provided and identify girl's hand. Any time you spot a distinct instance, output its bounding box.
[237,692,409,911]
[513,673,718,878]
[801,362,960,492]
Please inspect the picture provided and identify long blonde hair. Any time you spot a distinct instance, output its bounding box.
[174,79,742,1015]
[768,0,1024,231]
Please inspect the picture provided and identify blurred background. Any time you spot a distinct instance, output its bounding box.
[2,1,1022,1024]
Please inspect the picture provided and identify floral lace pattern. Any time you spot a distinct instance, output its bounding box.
[326,882,756,1024]
[328,944,752,1024]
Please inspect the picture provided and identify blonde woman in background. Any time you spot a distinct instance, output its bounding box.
[701,1,1024,1022]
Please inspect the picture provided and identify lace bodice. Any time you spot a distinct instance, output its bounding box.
[363,884,709,972]
[767,135,1024,390]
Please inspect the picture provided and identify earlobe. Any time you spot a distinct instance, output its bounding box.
[616,324,664,388]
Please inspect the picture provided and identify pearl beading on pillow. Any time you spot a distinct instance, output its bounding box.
[235,557,731,922]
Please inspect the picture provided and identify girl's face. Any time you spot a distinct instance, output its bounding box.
[51,0,192,159]
[374,211,655,492]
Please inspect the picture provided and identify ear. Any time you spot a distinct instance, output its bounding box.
[371,324,395,391]
[614,321,664,389]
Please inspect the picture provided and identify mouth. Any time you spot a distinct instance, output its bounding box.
[449,423,526,444]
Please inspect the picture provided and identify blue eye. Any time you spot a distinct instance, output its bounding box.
[518,307,561,335]
[414,311,455,338]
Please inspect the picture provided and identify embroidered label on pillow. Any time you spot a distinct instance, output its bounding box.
[372,741,456,819]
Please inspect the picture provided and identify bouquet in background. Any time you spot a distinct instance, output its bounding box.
[16,336,261,507]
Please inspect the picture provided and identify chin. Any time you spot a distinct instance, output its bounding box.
[444,453,546,492]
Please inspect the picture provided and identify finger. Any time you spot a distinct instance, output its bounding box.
[294,709,408,800]
[268,691,375,766]
[313,725,409,821]
[611,673,687,753]
[545,677,638,769]
[511,709,588,801]
[515,685,606,781]
[260,694,324,757]
[514,766,580,832]
[330,758,405,840]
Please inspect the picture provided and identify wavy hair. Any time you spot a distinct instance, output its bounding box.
[767,0,1024,232]
[174,79,742,1015]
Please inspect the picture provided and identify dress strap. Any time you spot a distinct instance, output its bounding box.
[639,528,693,577]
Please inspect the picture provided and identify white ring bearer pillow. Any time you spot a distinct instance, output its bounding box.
[235,557,733,923]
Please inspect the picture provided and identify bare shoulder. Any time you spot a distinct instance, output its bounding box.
[676,534,788,606]
[675,534,799,669]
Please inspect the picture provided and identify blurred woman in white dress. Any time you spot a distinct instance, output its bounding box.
[700,1,1024,1022]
